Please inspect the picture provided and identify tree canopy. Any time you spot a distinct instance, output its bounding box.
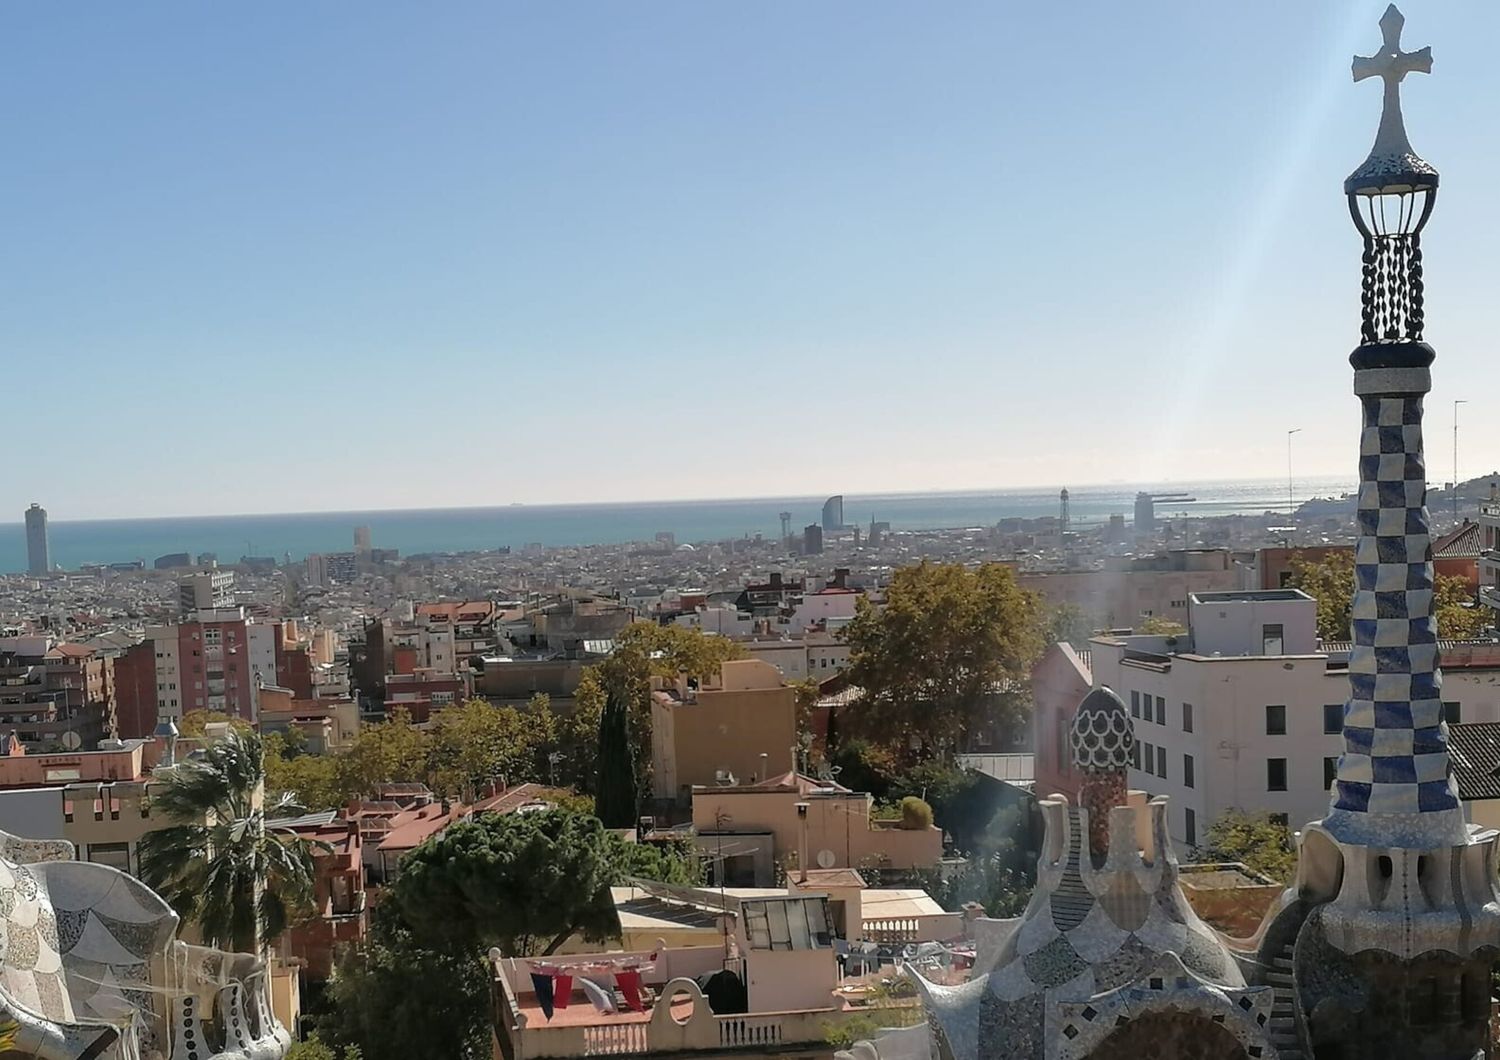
[594,691,638,829]
[391,809,636,957]
[1194,809,1296,884]
[842,561,1044,758]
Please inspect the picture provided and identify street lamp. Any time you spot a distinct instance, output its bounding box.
[1287,429,1303,532]
[1454,399,1468,523]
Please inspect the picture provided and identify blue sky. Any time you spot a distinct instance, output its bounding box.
[3,2,1498,519]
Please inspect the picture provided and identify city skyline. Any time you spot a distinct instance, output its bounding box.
[4,3,1500,519]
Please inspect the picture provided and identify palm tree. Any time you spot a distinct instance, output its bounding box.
[137,727,319,954]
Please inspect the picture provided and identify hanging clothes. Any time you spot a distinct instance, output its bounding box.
[530,972,556,1020]
[580,976,617,1015]
[552,974,573,1010]
[615,969,644,1013]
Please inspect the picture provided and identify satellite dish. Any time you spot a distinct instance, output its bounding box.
[60,731,82,751]
[816,849,837,869]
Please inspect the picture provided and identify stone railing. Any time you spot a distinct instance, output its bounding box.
[861,913,964,944]
[489,955,879,1060]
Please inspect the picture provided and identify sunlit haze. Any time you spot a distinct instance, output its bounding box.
[4,2,1499,520]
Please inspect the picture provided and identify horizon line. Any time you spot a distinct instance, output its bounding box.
[0,472,1366,528]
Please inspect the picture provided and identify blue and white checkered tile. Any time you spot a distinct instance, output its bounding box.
[1333,393,1460,819]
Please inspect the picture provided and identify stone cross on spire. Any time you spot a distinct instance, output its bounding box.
[1347,5,1436,194]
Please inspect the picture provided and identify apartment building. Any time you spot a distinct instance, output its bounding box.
[178,569,235,614]
[0,636,117,750]
[1480,492,1500,623]
[1016,549,1239,628]
[114,608,278,731]
[650,660,798,803]
[1040,589,1500,848]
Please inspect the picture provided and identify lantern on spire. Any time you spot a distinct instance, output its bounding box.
[1346,5,1437,350]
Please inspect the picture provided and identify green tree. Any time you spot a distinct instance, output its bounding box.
[595,691,638,829]
[335,708,430,796]
[264,736,349,811]
[1194,809,1296,884]
[426,699,534,797]
[1285,551,1356,641]
[1436,574,1488,639]
[390,810,624,956]
[286,1037,363,1060]
[525,692,562,782]
[557,668,606,791]
[316,906,492,1060]
[615,834,705,886]
[136,728,319,953]
[843,562,1045,758]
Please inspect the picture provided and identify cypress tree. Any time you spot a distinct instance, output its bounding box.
[595,691,638,829]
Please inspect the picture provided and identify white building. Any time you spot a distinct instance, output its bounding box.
[178,570,235,614]
[1086,589,1500,849]
[1479,492,1500,620]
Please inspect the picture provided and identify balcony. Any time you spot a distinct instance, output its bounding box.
[491,949,912,1060]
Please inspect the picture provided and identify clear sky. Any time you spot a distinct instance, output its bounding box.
[4,2,1498,520]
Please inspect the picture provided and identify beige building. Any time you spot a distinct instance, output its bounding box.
[650,660,798,802]
[257,685,360,754]
[1016,548,1239,629]
[691,771,944,884]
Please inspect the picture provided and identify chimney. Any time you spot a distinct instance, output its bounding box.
[795,802,810,883]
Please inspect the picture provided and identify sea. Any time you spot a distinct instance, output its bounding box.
[0,476,1355,575]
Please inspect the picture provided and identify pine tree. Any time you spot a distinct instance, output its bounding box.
[595,691,638,829]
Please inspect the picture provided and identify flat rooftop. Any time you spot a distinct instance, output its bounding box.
[1190,590,1311,603]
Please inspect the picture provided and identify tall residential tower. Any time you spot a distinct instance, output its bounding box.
[24,503,49,575]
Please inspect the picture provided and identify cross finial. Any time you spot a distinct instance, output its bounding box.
[1346,5,1437,194]
[1354,6,1432,88]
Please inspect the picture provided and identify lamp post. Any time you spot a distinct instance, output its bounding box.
[1287,428,1302,535]
[1454,398,1467,523]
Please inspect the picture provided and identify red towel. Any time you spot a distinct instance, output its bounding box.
[615,969,644,1012]
[552,973,573,1010]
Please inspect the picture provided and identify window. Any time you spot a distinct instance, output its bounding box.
[740,898,834,951]
[1142,742,1154,774]
[1184,807,1196,848]
[1266,705,1287,736]
[1182,702,1193,733]
[1155,696,1166,725]
[1325,757,1338,790]
[1156,749,1167,780]
[1131,741,1141,770]
[1130,691,1140,718]
[1184,753,1195,789]
[87,843,131,874]
[1262,623,1284,655]
[1444,701,1461,725]
[1268,758,1288,791]
[1056,714,1070,774]
[1324,703,1343,734]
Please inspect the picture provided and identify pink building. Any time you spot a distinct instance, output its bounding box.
[1030,642,1093,804]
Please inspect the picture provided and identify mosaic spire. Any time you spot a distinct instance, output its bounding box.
[1324,6,1466,848]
